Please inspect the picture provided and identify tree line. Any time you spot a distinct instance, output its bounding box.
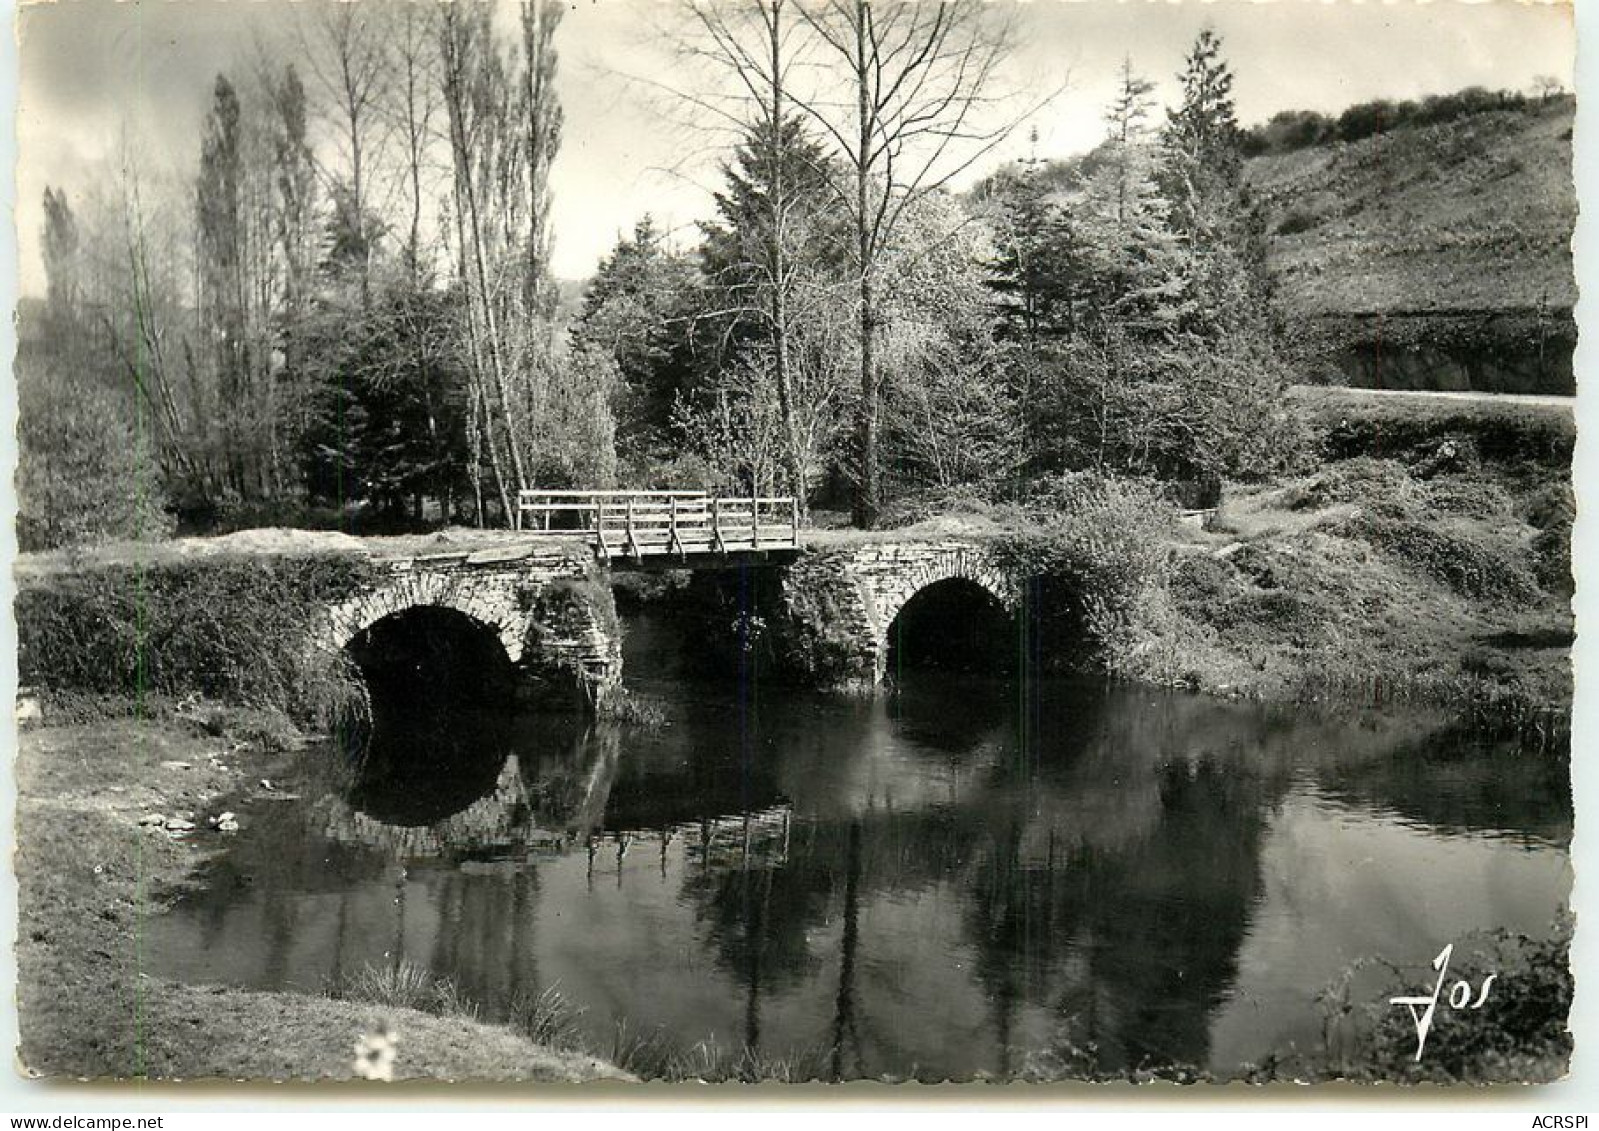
[1241,82,1564,159]
[23,2,609,547]
[21,3,1299,549]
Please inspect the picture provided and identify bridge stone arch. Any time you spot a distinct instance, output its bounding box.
[781,539,1026,685]
[309,548,622,714]
[867,545,1023,653]
[319,569,531,665]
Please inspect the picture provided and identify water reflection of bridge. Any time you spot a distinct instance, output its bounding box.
[315,753,793,872]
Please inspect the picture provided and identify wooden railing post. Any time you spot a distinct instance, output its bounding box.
[516,489,796,560]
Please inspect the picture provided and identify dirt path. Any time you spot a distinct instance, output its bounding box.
[1291,384,1575,410]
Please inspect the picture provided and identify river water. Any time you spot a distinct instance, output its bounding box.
[147,612,1572,1080]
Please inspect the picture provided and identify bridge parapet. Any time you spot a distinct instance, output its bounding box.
[517,490,798,562]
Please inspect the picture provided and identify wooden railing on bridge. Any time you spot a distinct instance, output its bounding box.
[516,490,799,560]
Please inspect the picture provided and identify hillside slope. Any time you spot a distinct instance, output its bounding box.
[1247,99,1577,393]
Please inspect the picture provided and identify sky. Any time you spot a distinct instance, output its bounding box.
[13,0,1577,295]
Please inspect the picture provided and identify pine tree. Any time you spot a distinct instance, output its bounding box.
[576,216,702,461]
[1104,56,1157,226]
[1157,30,1270,339]
[985,168,1090,341]
[1161,27,1242,229]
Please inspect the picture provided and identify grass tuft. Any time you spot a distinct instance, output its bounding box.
[330,961,480,1022]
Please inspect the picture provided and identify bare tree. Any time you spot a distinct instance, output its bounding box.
[438,3,521,522]
[788,0,1035,527]
[520,0,563,318]
[666,0,815,503]
[382,4,442,281]
[298,3,391,300]
[88,149,204,494]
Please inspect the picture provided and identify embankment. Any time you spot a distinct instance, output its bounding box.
[1141,389,1573,741]
[14,710,630,1082]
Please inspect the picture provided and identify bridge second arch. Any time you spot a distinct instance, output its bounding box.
[783,540,1025,685]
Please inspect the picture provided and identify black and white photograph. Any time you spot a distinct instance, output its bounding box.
[8,0,1580,1092]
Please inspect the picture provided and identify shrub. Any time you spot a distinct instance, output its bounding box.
[993,474,1178,672]
[1522,479,1575,531]
[1423,476,1515,518]
[1330,914,1573,1083]
[15,551,378,723]
[1297,459,1514,521]
[1532,523,1573,596]
[1244,85,1542,156]
[1339,513,1540,604]
[1023,332,1311,493]
[1169,552,1244,612]
[17,353,176,551]
[1306,392,1573,471]
[1291,458,1419,512]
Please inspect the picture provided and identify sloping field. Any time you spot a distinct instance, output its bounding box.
[1248,99,1576,319]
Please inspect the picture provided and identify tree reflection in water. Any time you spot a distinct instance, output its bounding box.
[148,654,1571,1080]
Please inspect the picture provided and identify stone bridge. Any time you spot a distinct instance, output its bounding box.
[309,533,1028,711]
[311,540,624,708]
[779,539,1026,684]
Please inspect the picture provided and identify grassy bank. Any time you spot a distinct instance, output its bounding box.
[1164,392,1571,740]
[1248,99,1576,319]
[899,394,1575,745]
[1147,456,1571,740]
[15,711,629,1083]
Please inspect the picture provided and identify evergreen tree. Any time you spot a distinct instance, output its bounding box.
[1160,27,1242,236]
[1104,56,1157,226]
[696,117,847,496]
[575,216,702,464]
[986,168,1089,341]
[699,116,839,336]
[298,271,471,523]
[1158,29,1273,340]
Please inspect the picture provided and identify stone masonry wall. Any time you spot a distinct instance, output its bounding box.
[313,542,621,706]
[781,539,1024,684]
[310,535,1020,706]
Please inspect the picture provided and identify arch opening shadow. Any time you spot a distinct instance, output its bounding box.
[339,606,519,825]
[884,577,1018,678]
